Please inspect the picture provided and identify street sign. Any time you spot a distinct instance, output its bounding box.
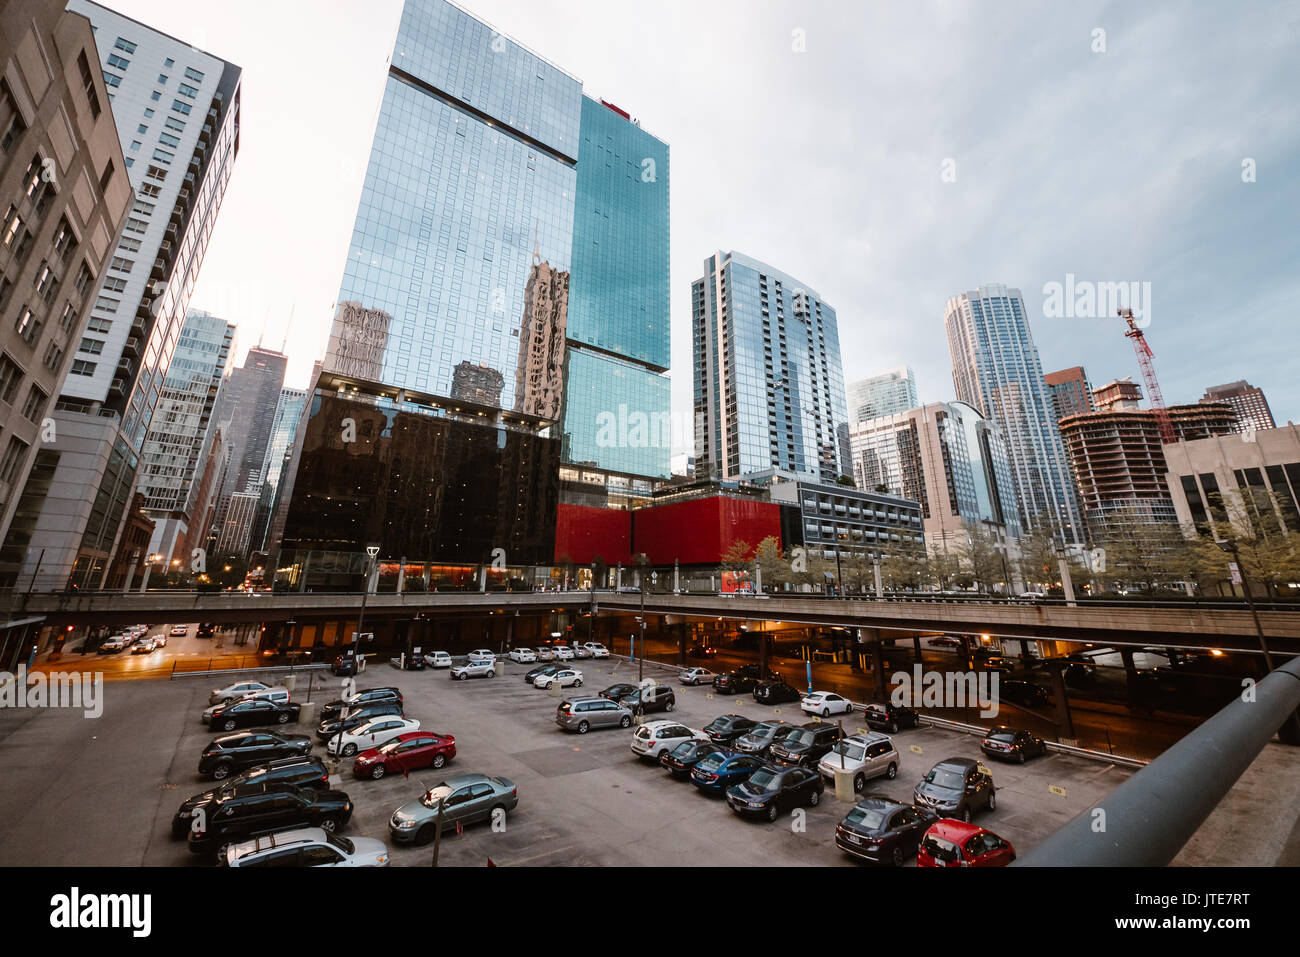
[1228,562,1242,585]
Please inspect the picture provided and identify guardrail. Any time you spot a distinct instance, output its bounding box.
[169,660,330,680]
[1015,655,1300,866]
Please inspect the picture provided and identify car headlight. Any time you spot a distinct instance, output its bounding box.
[397,819,416,829]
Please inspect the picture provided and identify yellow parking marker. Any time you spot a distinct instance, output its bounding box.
[909,745,923,754]
[773,708,781,716]
[1049,785,1067,797]
[706,693,713,700]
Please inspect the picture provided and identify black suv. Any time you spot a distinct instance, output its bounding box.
[913,757,996,821]
[198,730,314,780]
[320,687,403,723]
[316,701,404,741]
[768,722,843,767]
[703,714,759,745]
[752,680,802,704]
[173,757,329,837]
[206,697,302,732]
[186,782,353,856]
[616,685,676,715]
[713,666,780,695]
[862,702,920,733]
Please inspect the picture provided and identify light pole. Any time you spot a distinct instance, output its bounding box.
[637,554,649,688]
[339,543,380,760]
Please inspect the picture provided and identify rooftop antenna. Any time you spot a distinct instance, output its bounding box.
[281,304,295,353]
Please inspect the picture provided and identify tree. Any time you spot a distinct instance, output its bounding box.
[950,522,1006,593]
[721,539,753,574]
[754,536,788,590]
[835,474,856,488]
[1183,488,1300,597]
[1094,508,1193,593]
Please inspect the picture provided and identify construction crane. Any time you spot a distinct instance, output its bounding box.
[1119,307,1175,444]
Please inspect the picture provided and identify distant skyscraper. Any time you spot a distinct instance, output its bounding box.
[945,283,1084,542]
[3,0,240,589]
[138,310,235,561]
[847,367,918,424]
[246,386,307,553]
[450,361,504,407]
[693,251,850,483]
[1201,380,1274,433]
[1044,366,1096,423]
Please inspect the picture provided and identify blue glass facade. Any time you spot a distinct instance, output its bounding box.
[563,349,670,477]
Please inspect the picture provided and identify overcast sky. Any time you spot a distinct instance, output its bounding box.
[105,0,1300,444]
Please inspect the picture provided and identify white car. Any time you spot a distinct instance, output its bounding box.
[223,827,388,868]
[817,732,899,792]
[801,691,854,717]
[631,720,708,761]
[679,667,716,686]
[329,716,421,757]
[584,643,609,658]
[533,668,583,689]
[424,651,452,668]
[1016,591,1048,602]
[450,660,497,680]
[169,625,189,637]
[508,648,536,663]
[536,647,556,661]
[467,648,496,662]
[553,645,574,660]
[208,680,271,706]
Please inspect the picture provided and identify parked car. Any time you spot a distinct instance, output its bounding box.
[929,635,961,647]
[679,667,717,686]
[525,663,563,684]
[207,697,302,732]
[332,655,359,676]
[533,668,582,689]
[979,654,1016,675]
[388,654,426,671]
[173,757,329,837]
[801,691,854,717]
[98,635,127,653]
[424,651,453,669]
[201,688,290,723]
[732,720,797,758]
[221,826,388,868]
[630,720,707,761]
[690,750,765,795]
[328,716,422,758]
[319,688,403,723]
[768,722,843,767]
[725,764,824,821]
[615,684,676,714]
[198,730,314,781]
[536,647,557,661]
[752,680,802,704]
[702,714,759,745]
[660,740,725,778]
[817,732,899,792]
[209,680,273,706]
[508,648,537,663]
[712,672,758,695]
[861,702,920,733]
[555,696,633,733]
[584,642,609,658]
[835,796,939,866]
[316,702,406,742]
[573,645,592,659]
[353,731,455,779]
[917,819,1016,867]
[913,757,996,822]
[599,683,640,702]
[467,649,496,662]
[169,624,189,637]
[688,645,718,659]
[553,645,575,660]
[450,660,497,680]
[388,773,518,845]
[1064,662,1098,688]
[980,726,1047,763]
[1000,680,1051,708]
[187,783,353,856]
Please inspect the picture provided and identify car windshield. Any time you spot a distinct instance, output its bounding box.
[845,807,885,830]
[925,767,965,789]
[696,753,725,771]
[784,730,815,747]
[829,741,866,761]
[378,738,403,754]
[987,731,1016,743]
[747,724,777,738]
[420,786,452,808]
[323,832,354,854]
[747,769,780,790]
[921,834,962,863]
[670,742,695,758]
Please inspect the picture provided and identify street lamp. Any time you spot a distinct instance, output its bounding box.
[339,543,380,760]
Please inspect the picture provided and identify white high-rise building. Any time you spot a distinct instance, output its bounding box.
[944,283,1084,544]
[3,1,241,589]
[847,367,918,424]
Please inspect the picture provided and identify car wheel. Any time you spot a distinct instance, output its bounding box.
[767,804,778,822]
[276,713,290,724]
[620,715,632,728]
[889,721,899,733]
[886,762,897,780]
[853,774,865,792]
[961,807,971,823]
[487,671,495,678]
[431,753,447,769]
[1017,751,1026,764]
[665,701,674,712]
[221,719,236,731]
[342,743,358,757]
[212,763,232,780]
[809,789,820,806]
[822,708,830,717]
[415,824,435,845]
[575,678,582,687]
[578,721,590,734]
[371,764,386,780]
[892,845,905,867]
[988,791,997,812]
[216,842,234,860]
[320,815,340,832]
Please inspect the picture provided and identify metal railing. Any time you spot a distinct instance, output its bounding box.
[1015,655,1300,866]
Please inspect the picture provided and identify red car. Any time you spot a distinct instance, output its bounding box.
[352,731,456,780]
[916,819,1016,867]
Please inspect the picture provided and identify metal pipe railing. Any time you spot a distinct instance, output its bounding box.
[1015,655,1300,866]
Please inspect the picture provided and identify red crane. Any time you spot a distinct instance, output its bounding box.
[1119,307,1175,444]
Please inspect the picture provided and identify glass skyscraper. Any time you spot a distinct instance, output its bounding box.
[692,251,850,483]
[847,367,918,424]
[321,0,669,477]
[945,284,1084,543]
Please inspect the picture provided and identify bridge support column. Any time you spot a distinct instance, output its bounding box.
[1019,639,1034,667]
[1119,647,1145,713]
[863,630,887,699]
[958,635,972,670]
[1045,660,1075,739]
[912,635,923,664]
[396,558,405,594]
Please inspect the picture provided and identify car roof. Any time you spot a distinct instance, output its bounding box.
[929,819,985,840]
[643,719,688,730]
[935,756,979,770]
[844,732,890,746]
[854,794,908,812]
[439,772,493,787]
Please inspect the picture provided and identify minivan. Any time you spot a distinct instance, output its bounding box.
[555,696,634,733]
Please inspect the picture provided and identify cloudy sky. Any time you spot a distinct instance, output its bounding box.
[105,0,1300,443]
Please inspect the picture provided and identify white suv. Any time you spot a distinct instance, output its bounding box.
[508,648,536,663]
[817,732,900,793]
[424,651,452,668]
[631,720,708,761]
[222,827,389,867]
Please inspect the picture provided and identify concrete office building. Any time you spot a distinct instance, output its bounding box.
[1200,380,1276,434]
[847,367,918,424]
[3,0,240,589]
[693,251,851,483]
[945,283,1084,543]
[0,1,131,589]
[1165,424,1300,538]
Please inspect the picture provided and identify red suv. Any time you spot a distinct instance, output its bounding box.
[352,731,456,780]
[916,819,1016,867]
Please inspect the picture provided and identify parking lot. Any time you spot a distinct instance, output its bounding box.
[0,651,1152,868]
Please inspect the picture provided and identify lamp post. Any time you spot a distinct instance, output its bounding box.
[588,562,596,648]
[340,544,380,760]
[637,553,649,688]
